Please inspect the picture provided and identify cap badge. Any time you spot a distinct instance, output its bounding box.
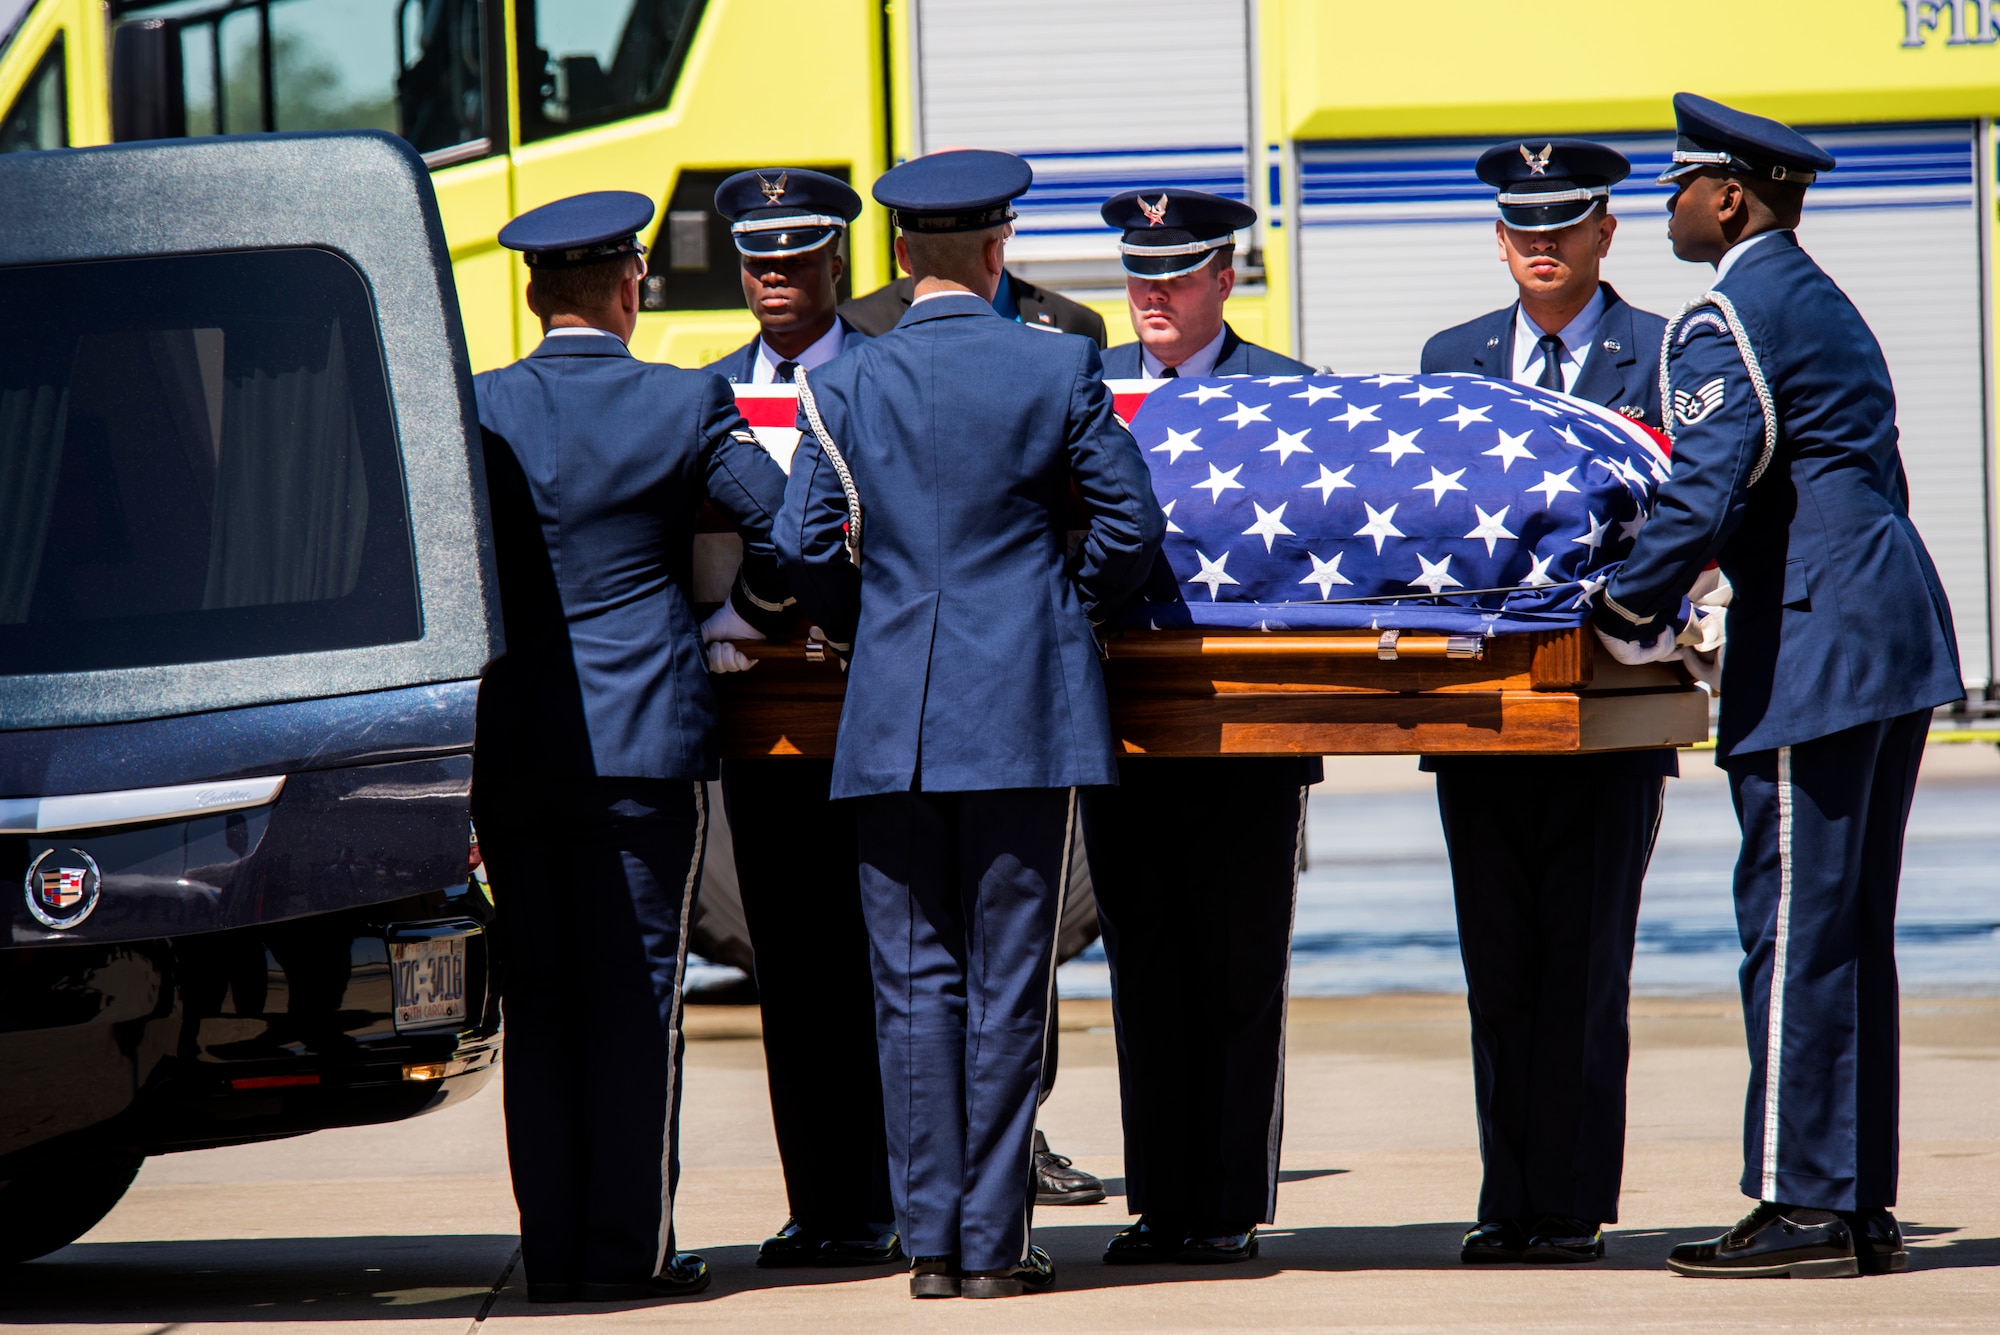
[1519,144,1554,176]
[757,171,789,205]
[1138,194,1171,227]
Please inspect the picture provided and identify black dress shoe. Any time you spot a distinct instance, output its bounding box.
[1178,1224,1259,1264]
[909,1254,961,1299]
[526,1282,580,1303]
[1524,1216,1604,1263]
[961,1245,1055,1298]
[1461,1219,1529,1264]
[577,1252,712,1300]
[1843,1208,1909,1276]
[1034,1130,1107,1205]
[756,1218,902,1268]
[1667,1202,1858,1278]
[1103,1215,1187,1265]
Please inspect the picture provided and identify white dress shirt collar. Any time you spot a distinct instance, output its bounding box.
[1142,324,1228,379]
[1715,228,1790,286]
[1510,285,1608,392]
[753,318,845,385]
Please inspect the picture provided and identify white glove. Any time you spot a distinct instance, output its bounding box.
[700,599,764,645]
[704,640,757,674]
[1594,624,1682,665]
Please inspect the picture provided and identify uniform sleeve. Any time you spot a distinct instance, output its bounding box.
[775,383,863,645]
[1067,342,1167,625]
[1593,313,1763,642]
[697,372,797,638]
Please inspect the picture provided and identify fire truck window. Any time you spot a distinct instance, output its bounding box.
[123,0,491,157]
[516,0,704,143]
[0,37,66,154]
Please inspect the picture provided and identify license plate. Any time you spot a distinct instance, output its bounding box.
[391,935,467,1031]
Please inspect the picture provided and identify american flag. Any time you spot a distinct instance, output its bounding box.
[1109,374,1669,636]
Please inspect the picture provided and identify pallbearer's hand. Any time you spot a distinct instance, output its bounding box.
[705,641,757,674]
[701,600,765,645]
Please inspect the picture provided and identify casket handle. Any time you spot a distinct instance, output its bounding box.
[725,635,1487,663]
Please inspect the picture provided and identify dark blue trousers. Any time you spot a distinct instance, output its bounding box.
[1728,709,1929,1212]
[721,758,892,1232]
[1084,758,1306,1231]
[854,787,1072,1272]
[477,779,705,1287]
[1434,763,1662,1225]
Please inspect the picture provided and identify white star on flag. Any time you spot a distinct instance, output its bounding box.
[1572,511,1611,551]
[1409,553,1463,594]
[1218,401,1273,428]
[1187,549,1239,600]
[1521,398,1560,417]
[1646,455,1670,483]
[1526,467,1581,504]
[1570,573,1608,610]
[1261,427,1313,464]
[1152,427,1202,463]
[1302,463,1356,502]
[1161,499,1182,533]
[1193,462,1246,502]
[1371,428,1424,465]
[1181,384,1232,403]
[1300,551,1352,598]
[1464,505,1517,556]
[1331,402,1382,430]
[1483,428,1536,471]
[1257,375,1305,385]
[1400,384,1453,405]
[1439,404,1493,430]
[1614,456,1649,488]
[1619,509,1647,543]
[1360,374,1414,387]
[1413,466,1469,506]
[1355,502,1404,554]
[1290,384,1342,404]
[1555,424,1586,449]
[1242,501,1296,552]
[1519,552,1557,586]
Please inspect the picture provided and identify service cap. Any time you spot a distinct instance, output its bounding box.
[715,168,862,258]
[1476,139,1630,232]
[498,190,653,268]
[1659,93,1835,186]
[872,149,1032,234]
[1101,188,1255,278]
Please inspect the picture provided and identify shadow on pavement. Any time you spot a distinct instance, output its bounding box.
[1092,1167,1348,1197]
[0,1233,518,1324]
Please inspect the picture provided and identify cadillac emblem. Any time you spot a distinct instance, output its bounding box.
[25,847,101,930]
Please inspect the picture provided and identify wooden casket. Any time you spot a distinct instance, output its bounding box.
[708,378,1710,760]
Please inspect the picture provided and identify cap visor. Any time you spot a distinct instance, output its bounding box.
[1498,201,1598,232]
[1121,250,1222,280]
[733,228,840,258]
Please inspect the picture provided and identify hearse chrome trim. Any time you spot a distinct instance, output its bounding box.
[0,775,287,834]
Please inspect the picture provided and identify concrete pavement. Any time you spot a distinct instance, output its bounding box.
[2,992,1995,1333]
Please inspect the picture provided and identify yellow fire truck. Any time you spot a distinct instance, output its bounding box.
[1,0,1995,704]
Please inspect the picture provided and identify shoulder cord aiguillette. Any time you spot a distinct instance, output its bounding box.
[792,365,862,568]
[1658,290,1778,487]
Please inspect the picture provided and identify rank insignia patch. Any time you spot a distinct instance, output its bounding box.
[1673,377,1727,427]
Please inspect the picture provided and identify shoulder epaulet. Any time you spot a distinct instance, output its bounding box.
[1659,291,1778,486]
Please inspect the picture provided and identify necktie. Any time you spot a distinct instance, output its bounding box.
[1158,364,1179,379]
[773,359,798,384]
[1535,334,1565,391]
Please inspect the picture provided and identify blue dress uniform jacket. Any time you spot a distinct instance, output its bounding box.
[474,332,793,781]
[707,316,871,384]
[777,292,1166,798]
[1098,323,1311,379]
[1595,233,1961,757]
[1420,282,1665,428]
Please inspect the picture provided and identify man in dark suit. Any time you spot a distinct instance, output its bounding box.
[472,192,796,1302]
[1084,189,1319,1269]
[1418,141,1673,1266]
[840,263,1107,346]
[1594,94,1961,1281]
[777,149,1164,1300]
[697,168,900,1270]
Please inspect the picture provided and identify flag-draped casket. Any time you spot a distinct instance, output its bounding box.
[706,375,1707,757]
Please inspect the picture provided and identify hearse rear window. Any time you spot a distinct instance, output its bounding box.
[0,247,419,676]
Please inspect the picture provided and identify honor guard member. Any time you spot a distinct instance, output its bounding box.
[1592,94,1962,1279]
[776,149,1164,1299]
[1085,188,1318,1267]
[701,167,900,1269]
[1419,141,1673,1265]
[473,191,795,1302]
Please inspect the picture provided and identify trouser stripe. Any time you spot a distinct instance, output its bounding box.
[1023,787,1077,1258]
[657,781,706,1275]
[1761,746,1793,1202]
[1264,784,1307,1220]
